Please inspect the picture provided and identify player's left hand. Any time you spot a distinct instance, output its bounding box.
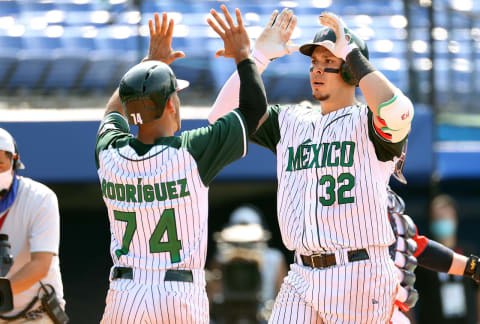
[254,8,299,60]
[318,12,357,61]
[207,5,251,64]
[144,12,186,65]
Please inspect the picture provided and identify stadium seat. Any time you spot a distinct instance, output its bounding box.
[42,49,89,91]
[0,35,23,86]
[6,50,50,90]
[0,0,20,15]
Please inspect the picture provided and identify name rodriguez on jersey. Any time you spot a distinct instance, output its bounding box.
[286,139,355,171]
[101,177,190,203]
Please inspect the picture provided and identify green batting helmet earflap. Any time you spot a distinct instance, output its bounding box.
[299,27,369,86]
[119,61,189,125]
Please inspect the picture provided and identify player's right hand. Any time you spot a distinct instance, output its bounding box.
[254,8,299,60]
[144,12,185,65]
[207,5,251,64]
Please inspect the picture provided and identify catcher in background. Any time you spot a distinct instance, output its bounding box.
[387,186,480,324]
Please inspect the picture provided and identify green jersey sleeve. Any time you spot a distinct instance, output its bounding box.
[249,105,282,154]
[181,109,248,186]
[367,110,406,161]
[95,112,133,169]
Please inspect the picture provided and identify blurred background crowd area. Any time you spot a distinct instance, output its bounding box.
[1,0,480,323]
[0,0,479,114]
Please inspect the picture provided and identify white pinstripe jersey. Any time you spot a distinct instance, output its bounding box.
[95,111,247,274]
[252,104,405,253]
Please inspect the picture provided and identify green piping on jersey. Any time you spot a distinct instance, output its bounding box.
[117,146,169,162]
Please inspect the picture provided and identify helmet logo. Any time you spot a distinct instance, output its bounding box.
[130,113,144,125]
[320,29,329,37]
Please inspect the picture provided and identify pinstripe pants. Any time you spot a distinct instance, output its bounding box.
[100,279,209,324]
[269,247,398,324]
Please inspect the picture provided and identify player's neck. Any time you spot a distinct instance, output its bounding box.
[137,120,175,144]
[320,94,357,115]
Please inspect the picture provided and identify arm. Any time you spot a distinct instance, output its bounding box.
[320,12,414,143]
[414,235,480,281]
[207,5,269,134]
[208,8,297,124]
[7,252,52,295]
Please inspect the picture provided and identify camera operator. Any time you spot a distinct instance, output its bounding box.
[0,128,66,323]
[207,205,288,324]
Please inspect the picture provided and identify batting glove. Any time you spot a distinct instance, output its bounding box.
[318,12,358,61]
[253,8,299,61]
[464,255,480,284]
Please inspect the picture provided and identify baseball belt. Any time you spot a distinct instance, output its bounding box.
[300,248,369,269]
[111,267,194,283]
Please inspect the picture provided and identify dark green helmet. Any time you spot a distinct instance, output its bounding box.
[119,60,189,125]
[299,27,369,86]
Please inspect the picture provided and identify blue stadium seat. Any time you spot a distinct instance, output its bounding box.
[77,51,125,92]
[42,50,89,90]
[0,35,22,86]
[0,0,20,15]
[263,54,311,102]
[6,50,50,90]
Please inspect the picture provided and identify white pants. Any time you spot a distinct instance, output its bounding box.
[269,247,398,324]
[101,277,209,324]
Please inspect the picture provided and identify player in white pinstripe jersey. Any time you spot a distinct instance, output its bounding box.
[95,8,267,323]
[209,10,415,324]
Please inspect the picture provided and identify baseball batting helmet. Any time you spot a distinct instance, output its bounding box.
[119,60,189,125]
[299,27,369,86]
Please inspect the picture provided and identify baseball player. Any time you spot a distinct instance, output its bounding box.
[96,7,267,324]
[387,187,480,324]
[209,9,415,323]
[0,128,65,323]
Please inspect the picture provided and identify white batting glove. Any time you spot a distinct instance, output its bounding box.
[318,12,358,61]
[253,8,299,61]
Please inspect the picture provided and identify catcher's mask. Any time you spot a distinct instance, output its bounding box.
[300,27,369,86]
[119,61,189,125]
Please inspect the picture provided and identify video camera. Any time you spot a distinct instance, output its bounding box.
[211,222,271,324]
[0,234,14,313]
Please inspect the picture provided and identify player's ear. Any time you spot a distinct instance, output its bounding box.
[164,96,175,114]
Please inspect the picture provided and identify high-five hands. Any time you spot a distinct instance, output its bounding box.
[319,12,357,61]
[254,8,299,60]
[207,5,251,64]
[144,12,185,64]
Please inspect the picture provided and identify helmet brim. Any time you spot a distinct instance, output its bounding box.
[177,79,189,92]
[299,40,336,57]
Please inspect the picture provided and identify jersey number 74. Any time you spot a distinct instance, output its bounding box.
[114,208,182,263]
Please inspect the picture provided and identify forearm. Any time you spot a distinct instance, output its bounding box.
[208,49,270,124]
[104,88,125,117]
[237,58,268,135]
[7,259,51,295]
[448,253,468,275]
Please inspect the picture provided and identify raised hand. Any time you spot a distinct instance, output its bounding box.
[318,12,357,61]
[254,8,299,60]
[207,5,250,64]
[144,12,185,65]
